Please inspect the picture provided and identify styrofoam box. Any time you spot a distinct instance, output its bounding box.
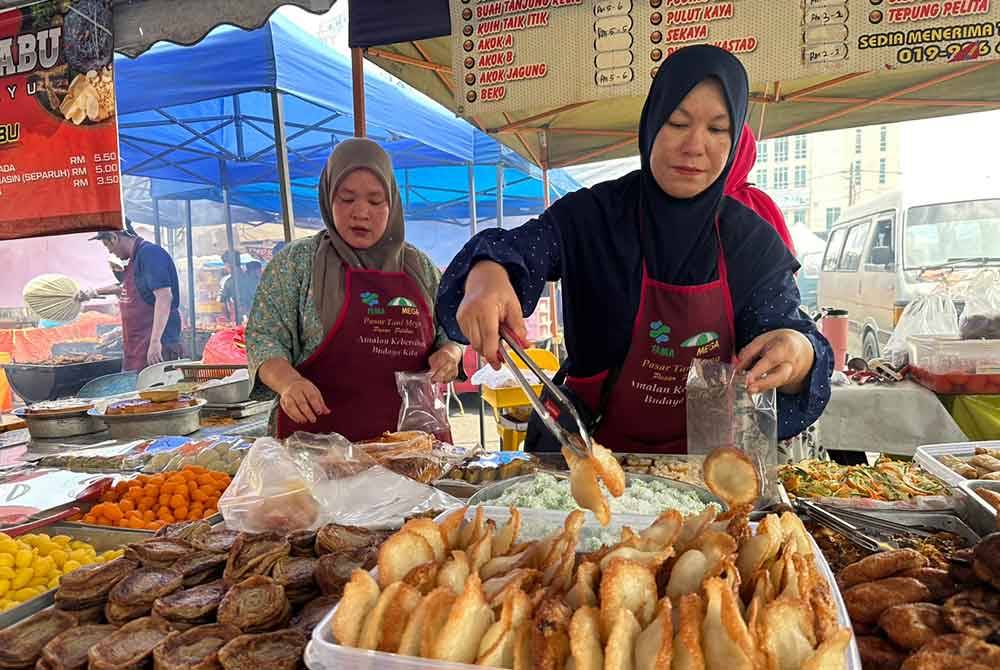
[914,441,1000,487]
[304,506,861,670]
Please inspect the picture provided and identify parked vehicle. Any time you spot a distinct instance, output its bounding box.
[818,187,1000,359]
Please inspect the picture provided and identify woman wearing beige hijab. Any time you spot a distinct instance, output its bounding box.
[246,139,463,440]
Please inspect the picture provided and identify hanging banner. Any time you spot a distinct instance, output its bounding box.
[450,0,1000,118]
[0,0,121,240]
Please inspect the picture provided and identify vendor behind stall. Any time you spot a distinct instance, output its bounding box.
[78,219,183,371]
[246,138,463,441]
[219,250,259,324]
[437,45,833,454]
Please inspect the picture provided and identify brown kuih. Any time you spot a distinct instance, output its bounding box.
[271,556,318,605]
[0,608,78,669]
[314,524,384,556]
[217,630,307,670]
[126,539,195,568]
[87,617,174,670]
[153,580,230,624]
[171,551,228,587]
[152,623,242,670]
[54,558,138,610]
[285,530,318,557]
[155,520,214,543]
[107,568,184,622]
[224,533,290,583]
[39,624,117,670]
[314,551,374,598]
[289,596,340,633]
[190,529,241,555]
[217,576,291,633]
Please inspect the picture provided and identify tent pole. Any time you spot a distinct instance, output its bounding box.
[496,163,504,230]
[351,47,366,137]
[185,201,197,358]
[270,91,296,243]
[152,198,162,246]
[468,161,486,449]
[221,177,241,325]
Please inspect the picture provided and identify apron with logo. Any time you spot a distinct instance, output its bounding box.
[276,265,435,441]
[566,220,736,453]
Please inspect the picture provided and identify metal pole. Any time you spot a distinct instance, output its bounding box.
[221,174,241,325]
[496,163,505,229]
[351,47,366,137]
[270,91,295,242]
[152,198,162,246]
[468,162,486,448]
[185,201,197,358]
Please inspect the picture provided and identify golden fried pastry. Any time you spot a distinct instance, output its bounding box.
[878,603,949,650]
[942,604,1000,639]
[914,633,1000,664]
[901,653,994,670]
[973,533,1000,590]
[843,577,931,624]
[900,568,957,602]
[856,635,905,670]
[838,549,929,589]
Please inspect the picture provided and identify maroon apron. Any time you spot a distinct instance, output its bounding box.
[120,240,156,372]
[276,265,435,441]
[566,220,736,453]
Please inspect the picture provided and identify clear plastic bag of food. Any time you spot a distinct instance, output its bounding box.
[959,269,1000,340]
[395,371,453,443]
[217,436,331,534]
[356,431,471,484]
[686,359,778,507]
[885,292,959,366]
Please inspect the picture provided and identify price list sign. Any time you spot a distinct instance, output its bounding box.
[0,0,122,240]
[450,0,1000,119]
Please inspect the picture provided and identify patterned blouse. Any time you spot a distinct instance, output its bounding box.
[246,233,451,404]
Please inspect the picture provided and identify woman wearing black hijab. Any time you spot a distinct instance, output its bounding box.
[436,45,833,453]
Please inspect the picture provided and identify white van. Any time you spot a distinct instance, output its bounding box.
[817,187,1000,359]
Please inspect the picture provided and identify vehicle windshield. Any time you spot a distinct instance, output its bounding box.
[904,199,1000,270]
[800,252,822,278]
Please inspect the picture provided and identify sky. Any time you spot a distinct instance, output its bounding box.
[279,5,1000,193]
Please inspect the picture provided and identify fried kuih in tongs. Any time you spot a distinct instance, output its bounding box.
[498,329,626,526]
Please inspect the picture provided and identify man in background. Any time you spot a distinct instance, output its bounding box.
[79,219,183,371]
[219,250,259,323]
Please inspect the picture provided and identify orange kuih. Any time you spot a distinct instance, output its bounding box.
[80,465,231,529]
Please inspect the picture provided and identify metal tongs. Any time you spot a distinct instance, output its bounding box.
[794,499,896,553]
[497,328,593,459]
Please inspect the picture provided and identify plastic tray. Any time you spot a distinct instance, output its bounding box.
[908,335,1000,394]
[958,479,1000,536]
[303,507,861,670]
[914,440,1000,487]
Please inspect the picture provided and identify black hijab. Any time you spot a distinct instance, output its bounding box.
[637,44,749,284]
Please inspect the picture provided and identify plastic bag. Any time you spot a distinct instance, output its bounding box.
[885,293,959,367]
[218,433,463,532]
[395,371,453,443]
[470,364,540,388]
[289,432,463,530]
[201,326,247,365]
[140,436,251,475]
[959,270,1000,340]
[357,432,474,484]
[686,359,778,506]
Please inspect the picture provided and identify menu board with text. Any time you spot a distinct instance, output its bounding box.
[451,0,1000,117]
[0,0,122,240]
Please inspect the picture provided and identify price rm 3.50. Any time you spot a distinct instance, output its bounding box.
[896,40,993,64]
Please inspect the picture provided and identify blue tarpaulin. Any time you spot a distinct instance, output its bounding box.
[115,16,579,231]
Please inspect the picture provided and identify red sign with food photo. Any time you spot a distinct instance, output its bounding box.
[0,0,121,240]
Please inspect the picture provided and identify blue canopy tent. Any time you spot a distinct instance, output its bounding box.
[115,16,580,340]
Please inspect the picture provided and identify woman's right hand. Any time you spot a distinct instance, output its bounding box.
[456,261,528,368]
[279,376,330,424]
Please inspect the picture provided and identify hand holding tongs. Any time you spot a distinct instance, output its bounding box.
[497,328,592,460]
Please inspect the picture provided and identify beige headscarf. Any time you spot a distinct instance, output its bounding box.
[312,138,436,332]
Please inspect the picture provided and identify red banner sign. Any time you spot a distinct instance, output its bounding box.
[0,0,122,240]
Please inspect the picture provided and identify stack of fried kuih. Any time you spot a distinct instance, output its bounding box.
[0,519,387,670]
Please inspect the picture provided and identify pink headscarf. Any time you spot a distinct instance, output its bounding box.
[724,124,796,255]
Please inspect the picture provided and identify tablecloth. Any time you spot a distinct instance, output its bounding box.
[817,380,967,456]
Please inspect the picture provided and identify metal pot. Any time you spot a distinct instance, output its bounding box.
[14,409,107,439]
[90,399,205,439]
[196,378,252,405]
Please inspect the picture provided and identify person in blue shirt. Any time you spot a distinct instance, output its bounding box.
[436,45,833,453]
[79,219,183,371]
